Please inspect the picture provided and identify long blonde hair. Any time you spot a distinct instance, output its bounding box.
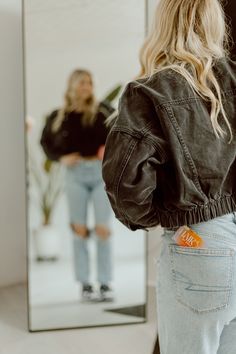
[52,69,99,132]
[137,0,234,143]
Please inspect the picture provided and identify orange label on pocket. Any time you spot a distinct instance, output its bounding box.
[172,226,205,248]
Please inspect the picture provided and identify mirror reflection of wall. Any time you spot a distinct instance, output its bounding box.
[24,0,148,331]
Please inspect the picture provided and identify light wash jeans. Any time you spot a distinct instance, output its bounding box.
[155,211,236,354]
[64,159,113,285]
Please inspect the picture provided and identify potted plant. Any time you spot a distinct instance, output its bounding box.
[29,152,63,261]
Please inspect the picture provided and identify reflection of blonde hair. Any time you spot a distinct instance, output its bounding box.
[137,0,233,143]
[52,69,99,132]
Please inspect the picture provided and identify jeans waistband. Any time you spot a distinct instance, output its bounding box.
[164,211,236,232]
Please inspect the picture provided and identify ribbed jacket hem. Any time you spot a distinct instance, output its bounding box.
[157,195,236,228]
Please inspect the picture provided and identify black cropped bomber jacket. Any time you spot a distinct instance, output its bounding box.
[101,57,236,231]
[40,100,115,161]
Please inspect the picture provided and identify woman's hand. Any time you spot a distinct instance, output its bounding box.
[60,153,81,166]
[97,145,105,160]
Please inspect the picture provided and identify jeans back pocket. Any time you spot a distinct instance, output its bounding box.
[169,245,235,313]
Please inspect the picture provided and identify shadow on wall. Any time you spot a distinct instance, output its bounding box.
[0,4,27,287]
[152,333,160,354]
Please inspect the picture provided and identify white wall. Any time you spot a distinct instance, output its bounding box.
[0,0,162,288]
[0,0,27,287]
[25,0,146,264]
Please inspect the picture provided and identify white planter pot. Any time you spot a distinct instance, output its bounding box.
[34,225,61,261]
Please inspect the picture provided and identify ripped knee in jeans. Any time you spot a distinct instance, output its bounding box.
[95,224,111,240]
[70,223,89,238]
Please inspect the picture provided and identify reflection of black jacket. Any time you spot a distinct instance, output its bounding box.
[40,100,115,161]
[102,57,236,231]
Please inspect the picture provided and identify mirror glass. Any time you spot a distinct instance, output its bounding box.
[24,0,148,331]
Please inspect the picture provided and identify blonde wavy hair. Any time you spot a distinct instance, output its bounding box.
[137,0,233,143]
[52,69,99,132]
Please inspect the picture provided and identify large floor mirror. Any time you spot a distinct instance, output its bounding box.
[23,0,148,332]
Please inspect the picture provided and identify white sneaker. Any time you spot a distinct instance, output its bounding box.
[99,284,115,302]
[81,284,98,302]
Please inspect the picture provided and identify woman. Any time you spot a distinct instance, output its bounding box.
[40,69,115,302]
[102,0,236,353]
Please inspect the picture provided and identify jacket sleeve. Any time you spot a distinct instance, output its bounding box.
[95,105,113,146]
[102,82,169,231]
[40,110,64,162]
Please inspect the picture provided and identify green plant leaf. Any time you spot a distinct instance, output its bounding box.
[44,159,52,173]
[103,84,122,102]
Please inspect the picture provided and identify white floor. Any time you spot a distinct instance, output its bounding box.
[29,257,146,330]
[28,204,148,331]
[0,284,158,354]
[29,244,146,307]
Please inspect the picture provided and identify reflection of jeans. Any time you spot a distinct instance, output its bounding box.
[65,159,113,285]
[155,212,236,354]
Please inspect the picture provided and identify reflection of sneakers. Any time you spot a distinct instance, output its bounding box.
[81,284,98,302]
[99,284,115,302]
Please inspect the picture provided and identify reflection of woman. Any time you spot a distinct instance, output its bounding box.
[40,69,115,302]
[102,0,236,352]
